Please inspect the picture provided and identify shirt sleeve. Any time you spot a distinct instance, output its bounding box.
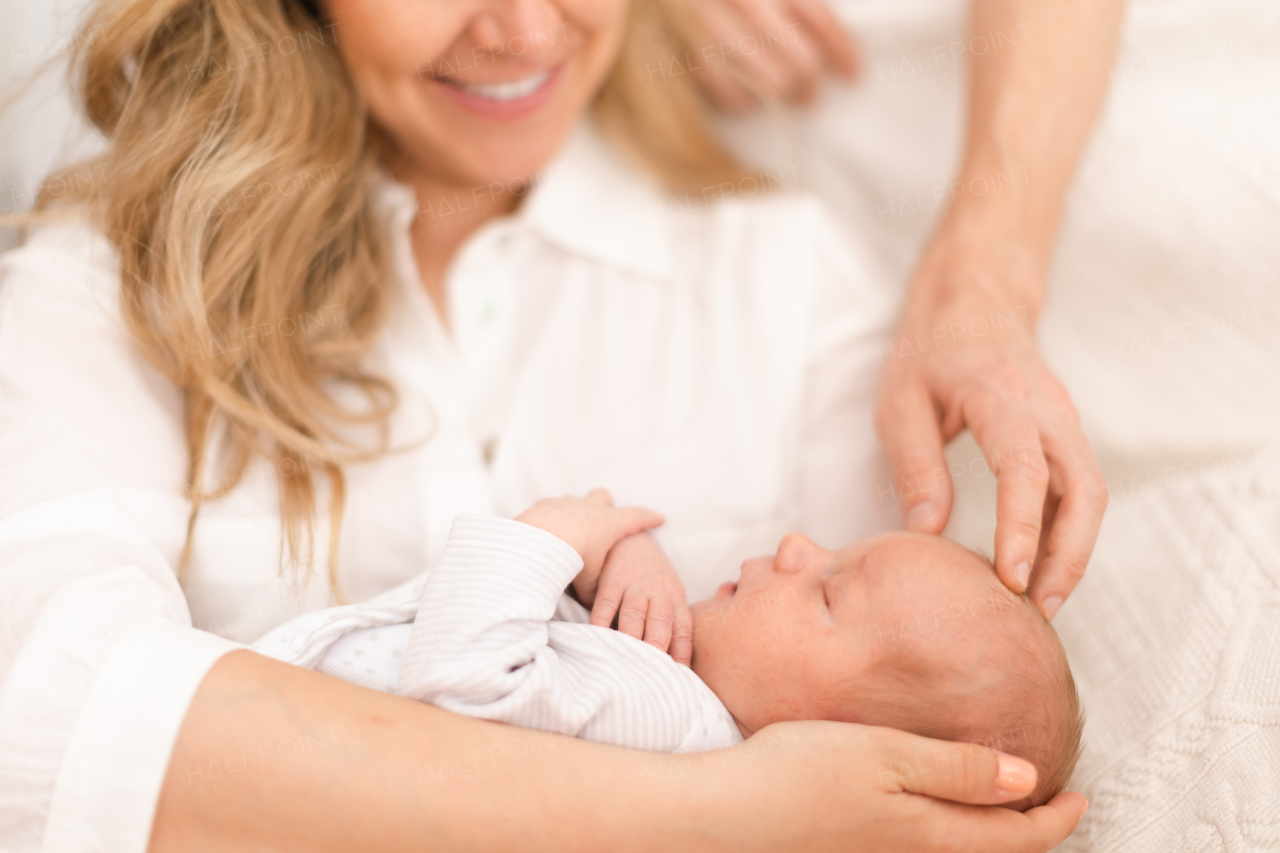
[0,223,243,853]
[395,515,588,721]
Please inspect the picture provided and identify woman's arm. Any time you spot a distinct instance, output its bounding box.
[151,649,1086,852]
[878,0,1125,619]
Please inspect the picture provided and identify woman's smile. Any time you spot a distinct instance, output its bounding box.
[432,65,564,120]
[324,0,629,194]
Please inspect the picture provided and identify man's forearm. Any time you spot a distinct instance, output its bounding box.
[943,0,1127,309]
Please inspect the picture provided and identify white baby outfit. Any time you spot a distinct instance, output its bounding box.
[260,515,743,753]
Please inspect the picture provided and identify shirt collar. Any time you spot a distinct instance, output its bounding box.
[518,121,674,281]
[371,120,674,282]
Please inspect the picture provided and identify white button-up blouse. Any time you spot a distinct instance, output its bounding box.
[0,124,894,852]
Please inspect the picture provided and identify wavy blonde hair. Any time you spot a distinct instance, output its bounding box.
[21,0,747,598]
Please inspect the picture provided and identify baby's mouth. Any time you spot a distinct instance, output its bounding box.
[716,581,738,600]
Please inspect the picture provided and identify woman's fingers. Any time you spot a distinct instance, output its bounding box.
[1026,427,1108,619]
[882,732,1036,805]
[876,378,952,534]
[669,606,694,666]
[1021,792,1091,849]
[888,732,1086,848]
[934,792,1089,853]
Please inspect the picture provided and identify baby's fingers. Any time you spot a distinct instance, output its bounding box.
[669,606,693,667]
[616,585,650,641]
[642,595,676,655]
[611,505,665,539]
[589,580,623,629]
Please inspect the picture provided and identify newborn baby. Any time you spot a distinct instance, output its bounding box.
[386,490,1084,809]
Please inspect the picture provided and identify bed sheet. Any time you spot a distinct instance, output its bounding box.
[1052,449,1280,852]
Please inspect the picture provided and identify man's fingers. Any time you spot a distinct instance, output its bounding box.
[876,381,951,533]
[744,0,824,102]
[642,596,675,653]
[615,586,649,640]
[670,606,694,666]
[703,0,802,102]
[793,0,858,78]
[698,63,759,112]
[963,388,1049,593]
[1026,431,1108,619]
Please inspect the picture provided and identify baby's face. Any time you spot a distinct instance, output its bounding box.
[690,531,1033,736]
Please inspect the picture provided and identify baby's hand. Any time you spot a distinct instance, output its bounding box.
[588,532,693,667]
[515,488,664,591]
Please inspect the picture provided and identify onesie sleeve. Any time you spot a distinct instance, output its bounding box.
[395,515,589,723]
[396,515,744,752]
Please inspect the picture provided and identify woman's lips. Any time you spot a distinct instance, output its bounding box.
[432,65,563,120]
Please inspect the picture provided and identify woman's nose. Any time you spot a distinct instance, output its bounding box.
[470,0,565,55]
[774,533,820,574]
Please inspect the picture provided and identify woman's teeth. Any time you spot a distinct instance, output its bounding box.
[453,70,552,102]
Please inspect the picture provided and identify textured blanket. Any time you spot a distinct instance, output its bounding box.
[1054,451,1280,852]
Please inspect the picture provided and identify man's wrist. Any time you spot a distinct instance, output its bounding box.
[908,201,1050,325]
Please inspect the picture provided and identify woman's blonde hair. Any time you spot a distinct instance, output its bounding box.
[25,0,747,597]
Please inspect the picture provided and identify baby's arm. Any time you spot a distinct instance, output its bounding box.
[396,492,662,732]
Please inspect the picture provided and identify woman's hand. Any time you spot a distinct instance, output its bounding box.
[701,721,1087,851]
[875,230,1109,621]
[156,653,1085,853]
[585,532,693,666]
[687,0,858,111]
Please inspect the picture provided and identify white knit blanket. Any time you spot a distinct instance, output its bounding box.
[1053,451,1280,852]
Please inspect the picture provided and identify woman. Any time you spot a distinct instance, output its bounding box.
[0,0,1084,850]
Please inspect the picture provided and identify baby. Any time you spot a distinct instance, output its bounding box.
[382,490,1084,809]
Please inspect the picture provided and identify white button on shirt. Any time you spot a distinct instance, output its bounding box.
[0,122,894,852]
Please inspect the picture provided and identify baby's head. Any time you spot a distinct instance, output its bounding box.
[690,531,1083,808]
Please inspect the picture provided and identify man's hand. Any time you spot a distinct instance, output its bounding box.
[583,533,693,666]
[876,233,1109,620]
[515,489,664,589]
[689,0,858,110]
[872,0,1125,619]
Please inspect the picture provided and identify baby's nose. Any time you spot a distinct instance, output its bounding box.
[775,533,819,573]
